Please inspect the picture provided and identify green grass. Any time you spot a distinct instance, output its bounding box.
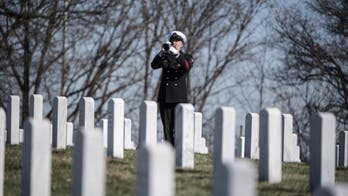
[4,145,348,195]
[258,162,310,196]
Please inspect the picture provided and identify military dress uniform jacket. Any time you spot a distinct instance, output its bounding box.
[151,51,194,103]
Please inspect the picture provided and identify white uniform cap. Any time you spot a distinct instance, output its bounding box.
[169,31,187,43]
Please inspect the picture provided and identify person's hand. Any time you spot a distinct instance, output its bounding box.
[169,46,180,58]
[162,41,172,52]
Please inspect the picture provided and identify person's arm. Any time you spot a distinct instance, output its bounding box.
[151,52,163,69]
[176,53,193,71]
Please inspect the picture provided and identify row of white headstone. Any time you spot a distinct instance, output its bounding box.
[141,106,347,195]
[5,96,131,150]
[216,107,348,195]
[5,95,209,154]
[236,112,301,163]
[238,111,348,169]
[0,96,209,195]
[1,102,255,196]
[1,94,348,195]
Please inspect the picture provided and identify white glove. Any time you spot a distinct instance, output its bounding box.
[169,46,180,57]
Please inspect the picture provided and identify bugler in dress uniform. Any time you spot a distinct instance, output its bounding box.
[151,31,194,146]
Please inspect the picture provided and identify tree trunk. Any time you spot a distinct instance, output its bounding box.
[22,1,31,125]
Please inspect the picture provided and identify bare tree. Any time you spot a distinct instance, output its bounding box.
[0,0,65,121]
[58,0,145,122]
[137,0,168,101]
[0,0,269,146]
[0,0,145,124]
[273,0,347,128]
[269,0,348,160]
[139,0,267,107]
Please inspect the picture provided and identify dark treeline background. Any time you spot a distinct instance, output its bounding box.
[0,0,347,161]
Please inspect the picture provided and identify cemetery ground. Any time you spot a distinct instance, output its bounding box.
[4,145,348,196]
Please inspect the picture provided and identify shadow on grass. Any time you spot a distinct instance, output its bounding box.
[259,182,309,193]
[176,168,210,174]
[108,158,129,165]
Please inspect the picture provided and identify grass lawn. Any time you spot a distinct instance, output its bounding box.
[4,145,348,195]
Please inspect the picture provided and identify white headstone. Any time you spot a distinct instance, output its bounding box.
[72,128,106,196]
[291,133,301,162]
[124,118,135,150]
[19,129,23,143]
[6,95,20,144]
[338,131,348,167]
[50,123,52,145]
[29,94,43,120]
[293,146,301,163]
[198,137,209,154]
[244,113,259,159]
[52,96,67,149]
[102,119,108,148]
[282,114,301,162]
[336,145,340,167]
[282,114,292,162]
[21,118,51,196]
[66,122,74,146]
[310,113,336,192]
[107,98,124,158]
[194,112,208,154]
[136,143,174,196]
[214,160,256,196]
[259,108,282,183]
[236,136,245,158]
[175,103,195,168]
[0,108,5,196]
[139,101,157,147]
[313,183,348,196]
[79,97,94,132]
[214,107,236,172]
[194,112,202,152]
